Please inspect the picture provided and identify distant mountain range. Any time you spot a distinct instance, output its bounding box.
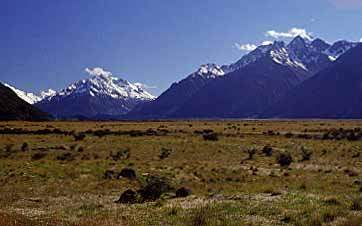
[3,36,362,120]
[130,36,359,119]
[33,68,155,119]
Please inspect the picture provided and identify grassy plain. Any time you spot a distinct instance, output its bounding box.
[0,120,362,226]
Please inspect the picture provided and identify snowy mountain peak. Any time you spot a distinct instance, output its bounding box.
[213,37,356,78]
[194,64,225,78]
[40,89,56,100]
[3,83,41,104]
[53,67,156,101]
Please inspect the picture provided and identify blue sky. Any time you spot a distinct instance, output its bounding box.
[1,0,362,96]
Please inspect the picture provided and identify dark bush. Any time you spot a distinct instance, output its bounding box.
[31,152,47,161]
[203,133,218,141]
[276,151,293,167]
[159,148,172,160]
[138,176,171,201]
[21,142,29,152]
[56,152,75,161]
[119,168,137,180]
[73,133,86,141]
[285,132,294,138]
[262,145,273,156]
[109,149,130,161]
[117,189,137,204]
[176,187,191,198]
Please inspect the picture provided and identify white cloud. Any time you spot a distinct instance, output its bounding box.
[234,43,257,51]
[265,27,313,40]
[261,41,273,46]
[85,67,112,77]
[360,38,362,42]
[134,82,157,90]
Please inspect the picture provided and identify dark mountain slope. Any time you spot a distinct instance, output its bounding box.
[0,83,51,121]
[129,64,225,118]
[172,56,305,118]
[265,44,362,118]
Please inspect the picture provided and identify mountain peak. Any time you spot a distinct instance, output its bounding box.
[194,64,225,78]
[311,38,331,52]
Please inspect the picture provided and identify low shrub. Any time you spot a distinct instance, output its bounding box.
[159,148,172,160]
[31,152,47,161]
[138,175,171,202]
[202,133,218,141]
[276,151,293,167]
[21,142,29,151]
[300,146,312,161]
[262,145,273,156]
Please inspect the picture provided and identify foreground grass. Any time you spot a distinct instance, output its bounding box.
[0,120,362,225]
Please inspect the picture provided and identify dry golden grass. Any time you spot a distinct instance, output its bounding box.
[0,120,362,225]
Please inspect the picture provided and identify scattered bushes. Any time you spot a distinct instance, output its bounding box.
[276,151,293,167]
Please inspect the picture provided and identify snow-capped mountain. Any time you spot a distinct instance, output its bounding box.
[129,36,358,119]
[50,68,155,101]
[36,68,156,118]
[225,36,356,76]
[3,83,42,104]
